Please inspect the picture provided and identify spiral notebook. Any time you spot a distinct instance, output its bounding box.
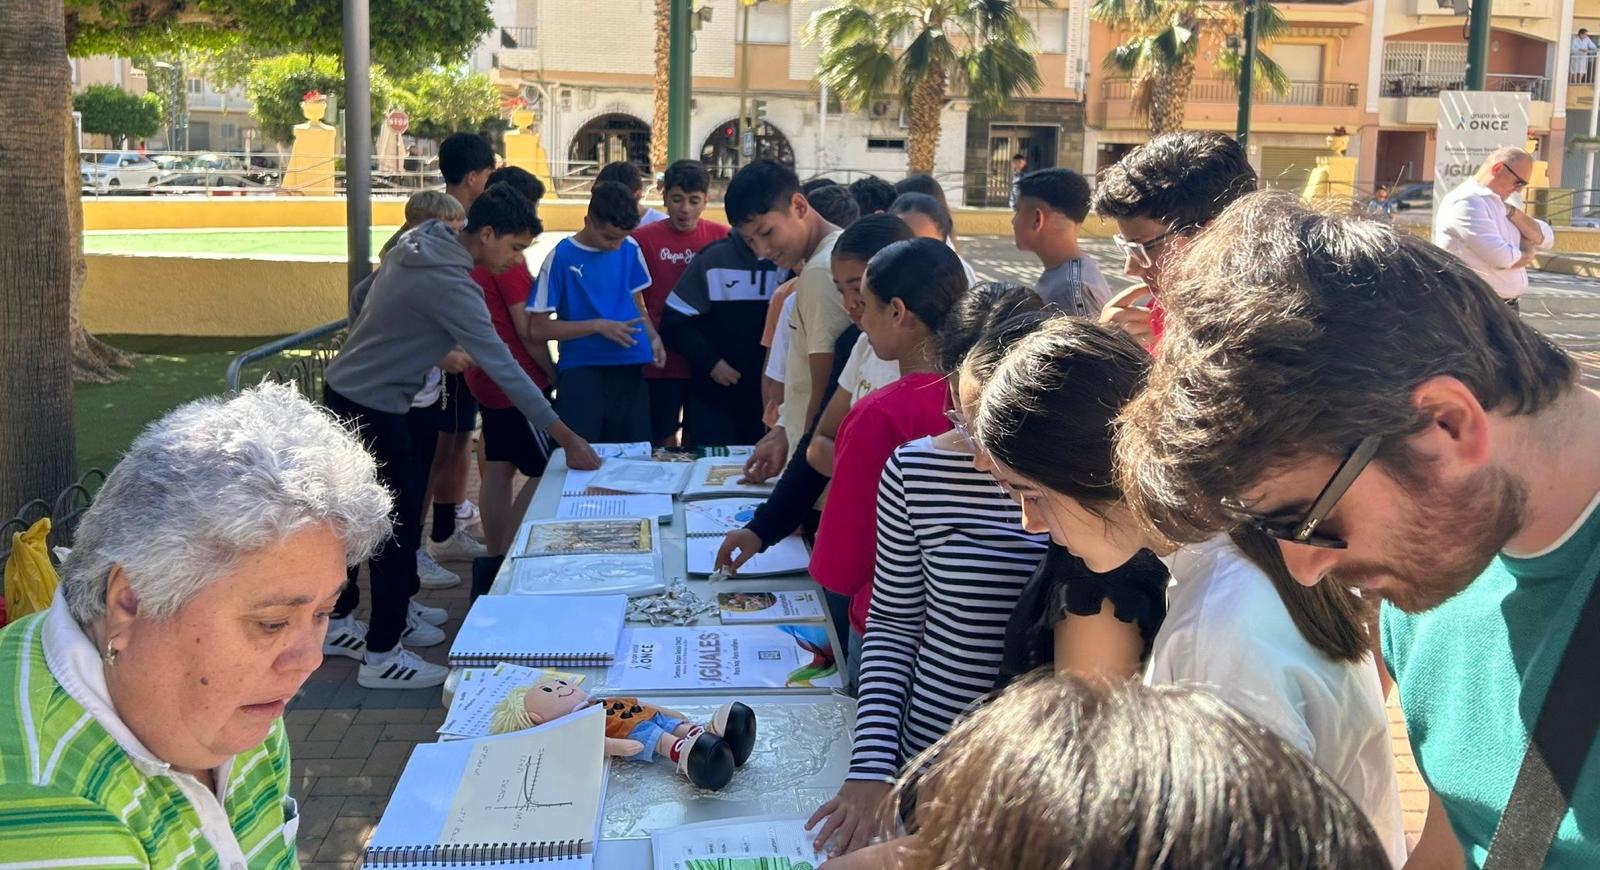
[448,595,628,668]
[366,705,608,867]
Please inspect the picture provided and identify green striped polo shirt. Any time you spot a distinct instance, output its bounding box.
[0,607,299,869]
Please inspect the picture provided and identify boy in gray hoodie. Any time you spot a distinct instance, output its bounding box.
[324,182,600,690]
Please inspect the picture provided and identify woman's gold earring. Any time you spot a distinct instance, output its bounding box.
[103,641,118,667]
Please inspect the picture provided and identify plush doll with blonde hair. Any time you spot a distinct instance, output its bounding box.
[491,675,756,791]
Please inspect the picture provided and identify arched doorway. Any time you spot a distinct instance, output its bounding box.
[568,113,650,177]
[700,120,795,181]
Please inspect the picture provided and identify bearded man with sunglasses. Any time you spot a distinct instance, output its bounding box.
[1434,146,1553,312]
[1120,191,1600,870]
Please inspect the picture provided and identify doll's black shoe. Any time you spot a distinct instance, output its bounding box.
[672,732,735,790]
[709,702,757,767]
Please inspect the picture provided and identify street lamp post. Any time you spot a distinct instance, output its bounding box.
[1235,0,1260,150]
[667,0,692,161]
[1465,0,1492,90]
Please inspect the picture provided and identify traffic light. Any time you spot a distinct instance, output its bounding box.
[752,99,767,125]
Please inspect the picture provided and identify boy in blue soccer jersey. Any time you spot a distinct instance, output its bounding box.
[526,181,666,442]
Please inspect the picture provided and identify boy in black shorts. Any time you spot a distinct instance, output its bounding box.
[426,133,499,565]
[463,166,558,594]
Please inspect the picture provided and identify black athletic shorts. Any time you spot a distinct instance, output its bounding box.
[439,372,480,433]
[479,405,553,478]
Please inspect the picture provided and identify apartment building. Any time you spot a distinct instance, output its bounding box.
[473,0,1097,204]
[1561,0,1599,191]
[1375,0,1574,190]
[71,55,259,153]
[1084,0,1377,192]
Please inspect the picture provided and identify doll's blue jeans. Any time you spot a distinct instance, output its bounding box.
[624,712,685,762]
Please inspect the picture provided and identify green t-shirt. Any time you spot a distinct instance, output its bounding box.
[1382,497,1600,869]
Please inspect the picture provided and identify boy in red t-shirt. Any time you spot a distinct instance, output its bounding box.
[630,160,729,446]
[461,167,556,594]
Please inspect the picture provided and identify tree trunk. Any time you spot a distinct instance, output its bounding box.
[649,0,671,174]
[1149,62,1194,135]
[906,67,947,176]
[65,101,136,384]
[0,0,77,519]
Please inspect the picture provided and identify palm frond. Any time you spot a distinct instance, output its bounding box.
[804,5,880,48]
[1103,39,1146,74]
[1251,1,1290,40]
[961,39,1045,107]
[1089,0,1131,25]
[1212,47,1291,96]
[817,40,900,109]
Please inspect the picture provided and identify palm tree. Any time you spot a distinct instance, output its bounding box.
[649,0,671,174]
[807,0,1044,175]
[0,0,78,539]
[1092,0,1289,135]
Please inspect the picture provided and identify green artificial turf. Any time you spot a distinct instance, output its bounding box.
[83,228,398,258]
[72,334,271,474]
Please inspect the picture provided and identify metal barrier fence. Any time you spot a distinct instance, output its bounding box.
[0,469,107,570]
[225,318,350,399]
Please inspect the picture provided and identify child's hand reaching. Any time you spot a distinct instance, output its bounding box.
[595,318,644,347]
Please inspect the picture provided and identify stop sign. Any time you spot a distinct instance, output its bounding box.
[386,109,409,135]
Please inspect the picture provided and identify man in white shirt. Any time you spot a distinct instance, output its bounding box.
[1572,29,1596,83]
[1432,146,1553,310]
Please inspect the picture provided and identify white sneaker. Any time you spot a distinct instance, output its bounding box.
[409,598,448,627]
[416,549,461,589]
[401,608,447,647]
[427,527,487,561]
[358,646,448,690]
[455,500,482,528]
[322,616,367,660]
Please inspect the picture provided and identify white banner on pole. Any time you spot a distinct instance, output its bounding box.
[1434,91,1530,227]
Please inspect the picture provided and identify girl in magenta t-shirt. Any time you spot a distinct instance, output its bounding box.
[810,238,973,675]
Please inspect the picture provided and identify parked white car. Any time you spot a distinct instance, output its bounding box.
[81,151,162,190]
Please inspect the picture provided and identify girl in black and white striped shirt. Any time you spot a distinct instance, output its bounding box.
[807,283,1048,857]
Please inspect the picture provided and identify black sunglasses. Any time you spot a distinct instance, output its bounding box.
[1503,163,1529,189]
[1229,434,1383,550]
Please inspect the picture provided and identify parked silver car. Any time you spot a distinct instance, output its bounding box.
[81,151,162,190]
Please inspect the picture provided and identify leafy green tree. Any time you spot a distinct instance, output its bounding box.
[0,0,494,528]
[393,65,500,141]
[1091,0,1288,135]
[73,83,163,144]
[806,0,1043,174]
[244,53,395,144]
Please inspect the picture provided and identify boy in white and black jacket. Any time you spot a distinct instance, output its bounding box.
[660,232,788,447]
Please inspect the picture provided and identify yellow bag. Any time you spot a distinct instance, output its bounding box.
[5,518,59,623]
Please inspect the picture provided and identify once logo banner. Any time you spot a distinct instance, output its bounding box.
[1434,91,1530,222]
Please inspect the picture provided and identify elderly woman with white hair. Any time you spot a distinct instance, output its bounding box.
[0,384,391,867]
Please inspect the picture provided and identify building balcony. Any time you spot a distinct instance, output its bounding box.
[1093,77,1364,132]
[496,26,538,70]
[1376,70,1552,129]
[1379,71,1551,101]
[1377,73,1555,128]
[1102,76,1359,107]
